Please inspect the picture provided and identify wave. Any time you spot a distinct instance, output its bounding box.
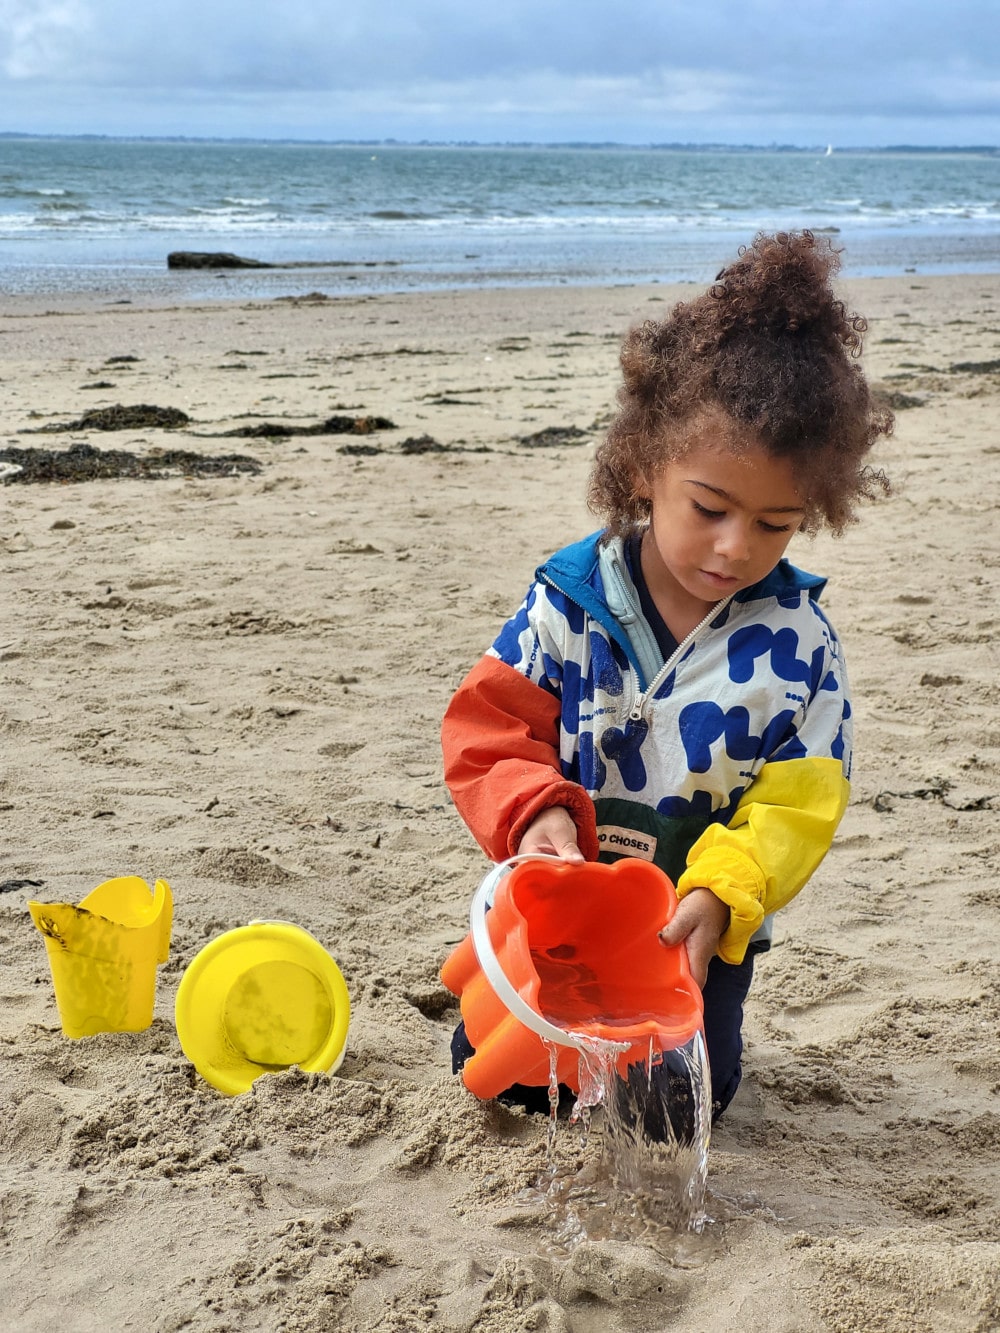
[3,202,1000,242]
[1,186,78,201]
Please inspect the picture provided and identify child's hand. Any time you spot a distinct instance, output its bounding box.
[658,888,730,988]
[518,807,585,862]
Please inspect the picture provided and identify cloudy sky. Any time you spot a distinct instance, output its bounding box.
[1,0,998,146]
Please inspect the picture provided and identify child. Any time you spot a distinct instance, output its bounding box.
[442,231,892,1123]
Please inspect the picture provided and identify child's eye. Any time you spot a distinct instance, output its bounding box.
[692,501,724,520]
[759,520,792,534]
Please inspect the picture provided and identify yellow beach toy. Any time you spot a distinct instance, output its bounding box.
[28,876,173,1038]
[174,921,350,1096]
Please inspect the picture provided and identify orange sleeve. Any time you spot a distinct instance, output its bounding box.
[441,656,599,862]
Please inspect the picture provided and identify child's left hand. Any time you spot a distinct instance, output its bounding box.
[658,888,730,988]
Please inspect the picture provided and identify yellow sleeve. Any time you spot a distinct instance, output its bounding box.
[675,756,850,964]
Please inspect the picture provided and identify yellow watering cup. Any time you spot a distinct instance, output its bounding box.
[28,876,173,1038]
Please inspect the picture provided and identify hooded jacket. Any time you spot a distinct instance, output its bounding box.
[442,531,851,964]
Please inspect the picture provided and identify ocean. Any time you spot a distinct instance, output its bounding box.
[2,137,998,302]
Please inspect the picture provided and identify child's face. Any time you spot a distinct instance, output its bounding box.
[638,414,805,619]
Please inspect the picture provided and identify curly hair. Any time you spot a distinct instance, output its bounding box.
[589,231,893,537]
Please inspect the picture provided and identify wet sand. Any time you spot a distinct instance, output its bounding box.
[2,273,999,1331]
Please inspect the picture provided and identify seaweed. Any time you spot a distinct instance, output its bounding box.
[0,442,261,484]
[872,387,925,411]
[221,415,396,439]
[337,443,383,456]
[0,878,44,894]
[950,359,1000,375]
[517,425,590,448]
[28,404,190,433]
[399,435,450,454]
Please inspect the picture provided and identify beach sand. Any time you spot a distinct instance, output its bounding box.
[2,272,999,1332]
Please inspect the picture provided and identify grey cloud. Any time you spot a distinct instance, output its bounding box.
[0,0,997,142]
[4,0,997,85]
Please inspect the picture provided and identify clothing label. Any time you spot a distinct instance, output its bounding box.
[596,824,658,862]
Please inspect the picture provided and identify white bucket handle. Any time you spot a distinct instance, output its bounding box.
[469,854,589,1053]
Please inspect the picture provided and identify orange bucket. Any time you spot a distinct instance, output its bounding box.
[440,855,704,1099]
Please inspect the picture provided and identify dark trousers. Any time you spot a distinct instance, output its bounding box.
[452,943,763,1127]
[700,942,763,1119]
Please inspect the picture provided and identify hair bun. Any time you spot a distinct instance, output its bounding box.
[710,231,863,351]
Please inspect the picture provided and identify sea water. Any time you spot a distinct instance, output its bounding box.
[2,137,999,301]
[526,1030,715,1254]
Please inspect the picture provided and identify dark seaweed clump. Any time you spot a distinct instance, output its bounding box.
[399,434,450,454]
[337,443,383,456]
[223,414,395,439]
[0,442,261,484]
[517,425,590,448]
[29,404,191,433]
[951,359,1000,375]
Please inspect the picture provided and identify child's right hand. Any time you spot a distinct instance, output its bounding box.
[518,807,586,862]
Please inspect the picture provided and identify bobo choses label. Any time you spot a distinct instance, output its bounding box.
[596,824,658,862]
[592,797,715,883]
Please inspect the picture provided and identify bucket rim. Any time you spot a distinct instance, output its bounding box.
[471,855,616,1054]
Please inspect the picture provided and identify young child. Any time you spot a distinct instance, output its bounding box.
[442,231,892,1123]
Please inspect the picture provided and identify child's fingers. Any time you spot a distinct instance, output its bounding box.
[659,889,727,987]
[658,920,684,946]
[521,807,584,861]
[547,824,584,861]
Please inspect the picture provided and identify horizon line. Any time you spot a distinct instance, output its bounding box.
[1,131,998,154]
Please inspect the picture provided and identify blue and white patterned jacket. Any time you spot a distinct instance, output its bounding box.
[442,530,852,963]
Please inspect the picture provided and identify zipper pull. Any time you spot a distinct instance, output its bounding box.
[627,593,734,724]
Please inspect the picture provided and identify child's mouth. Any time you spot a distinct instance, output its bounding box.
[700,569,740,588]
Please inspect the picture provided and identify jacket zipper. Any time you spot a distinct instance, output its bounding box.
[627,595,735,721]
[540,569,735,725]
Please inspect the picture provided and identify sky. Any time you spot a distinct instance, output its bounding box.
[1,0,998,147]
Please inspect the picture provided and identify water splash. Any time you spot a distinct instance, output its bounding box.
[545,1042,561,1158]
[529,1029,713,1252]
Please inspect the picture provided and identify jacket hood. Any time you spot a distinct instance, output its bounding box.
[538,530,826,609]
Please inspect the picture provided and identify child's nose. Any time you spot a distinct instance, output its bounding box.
[715,520,751,562]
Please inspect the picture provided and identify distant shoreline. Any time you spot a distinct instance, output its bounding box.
[1,131,997,155]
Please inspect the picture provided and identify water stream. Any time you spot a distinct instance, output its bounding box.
[524,1029,715,1254]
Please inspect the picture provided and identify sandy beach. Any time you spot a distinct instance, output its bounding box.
[2,270,999,1332]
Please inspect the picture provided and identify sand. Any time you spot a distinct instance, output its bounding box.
[1,272,999,1332]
